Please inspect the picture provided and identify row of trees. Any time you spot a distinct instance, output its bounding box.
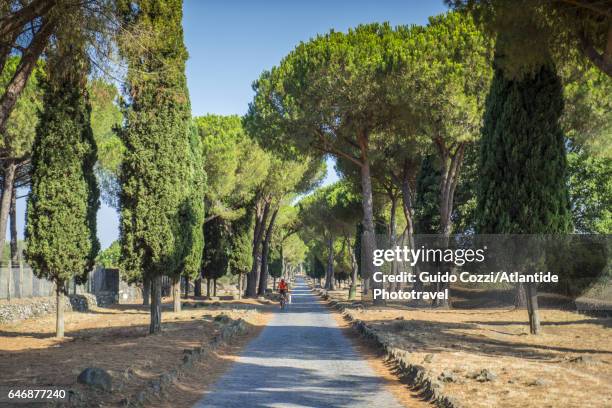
[1,1,609,338]
[0,1,128,337]
[0,0,121,253]
[249,8,610,334]
[1,0,316,337]
[113,2,316,333]
[195,114,315,301]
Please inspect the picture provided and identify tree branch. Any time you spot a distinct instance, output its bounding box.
[312,129,363,167]
[0,0,56,38]
[576,23,612,77]
[558,0,612,19]
[0,17,55,137]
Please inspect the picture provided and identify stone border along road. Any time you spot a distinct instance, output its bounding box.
[193,276,404,408]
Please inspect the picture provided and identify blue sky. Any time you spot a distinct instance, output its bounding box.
[14,0,449,249]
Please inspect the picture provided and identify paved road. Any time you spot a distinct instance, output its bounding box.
[193,277,403,408]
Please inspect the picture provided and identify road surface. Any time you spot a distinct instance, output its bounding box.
[193,277,403,408]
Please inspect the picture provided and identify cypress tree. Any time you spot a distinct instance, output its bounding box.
[202,217,230,298]
[118,0,193,333]
[477,63,572,234]
[228,210,254,299]
[179,123,206,300]
[268,255,283,290]
[477,59,572,334]
[25,44,100,339]
[414,154,441,234]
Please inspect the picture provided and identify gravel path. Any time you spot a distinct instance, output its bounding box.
[193,277,403,408]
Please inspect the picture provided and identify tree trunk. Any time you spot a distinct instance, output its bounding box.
[515,282,527,308]
[258,207,278,296]
[362,275,370,295]
[213,278,217,297]
[348,239,358,300]
[325,235,335,290]
[435,142,465,308]
[184,276,189,297]
[273,277,277,291]
[55,284,64,338]
[247,199,269,297]
[526,283,541,334]
[0,18,55,138]
[238,272,242,299]
[577,22,612,77]
[9,181,18,264]
[0,160,16,266]
[142,276,151,305]
[401,159,423,294]
[358,138,379,303]
[194,277,202,297]
[149,275,162,334]
[206,278,211,298]
[280,244,285,280]
[388,194,397,291]
[172,276,181,312]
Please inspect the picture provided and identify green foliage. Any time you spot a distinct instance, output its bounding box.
[412,149,481,235]
[202,217,230,281]
[477,63,572,234]
[118,0,194,282]
[247,22,420,162]
[268,255,283,279]
[448,0,611,78]
[414,154,441,234]
[228,207,254,276]
[544,235,609,297]
[567,150,612,233]
[450,146,479,233]
[89,79,124,207]
[228,227,253,276]
[26,51,100,287]
[397,12,494,147]
[181,123,206,279]
[97,241,121,269]
[309,256,325,281]
[333,240,352,282]
[281,233,308,266]
[299,181,361,241]
[0,57,45,158]
[559,64,612,158]
[195,114,269,221]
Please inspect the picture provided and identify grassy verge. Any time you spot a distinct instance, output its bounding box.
[0,297,273,407]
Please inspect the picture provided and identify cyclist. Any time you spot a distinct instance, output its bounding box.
[278,278,289,308]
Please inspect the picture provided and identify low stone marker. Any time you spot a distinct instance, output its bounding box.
[77,367,112,391]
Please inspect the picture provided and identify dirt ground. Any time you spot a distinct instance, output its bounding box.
[323,286,612,408]
[0,297,273,407]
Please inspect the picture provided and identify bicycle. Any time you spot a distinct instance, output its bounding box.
[279,291,288,310]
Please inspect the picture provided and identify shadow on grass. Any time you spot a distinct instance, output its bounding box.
[464,318,612,329]
[364,317,612,360]
[0,315,264,389]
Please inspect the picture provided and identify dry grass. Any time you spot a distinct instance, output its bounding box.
[323,287,612,408]
[0,297,272,407]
